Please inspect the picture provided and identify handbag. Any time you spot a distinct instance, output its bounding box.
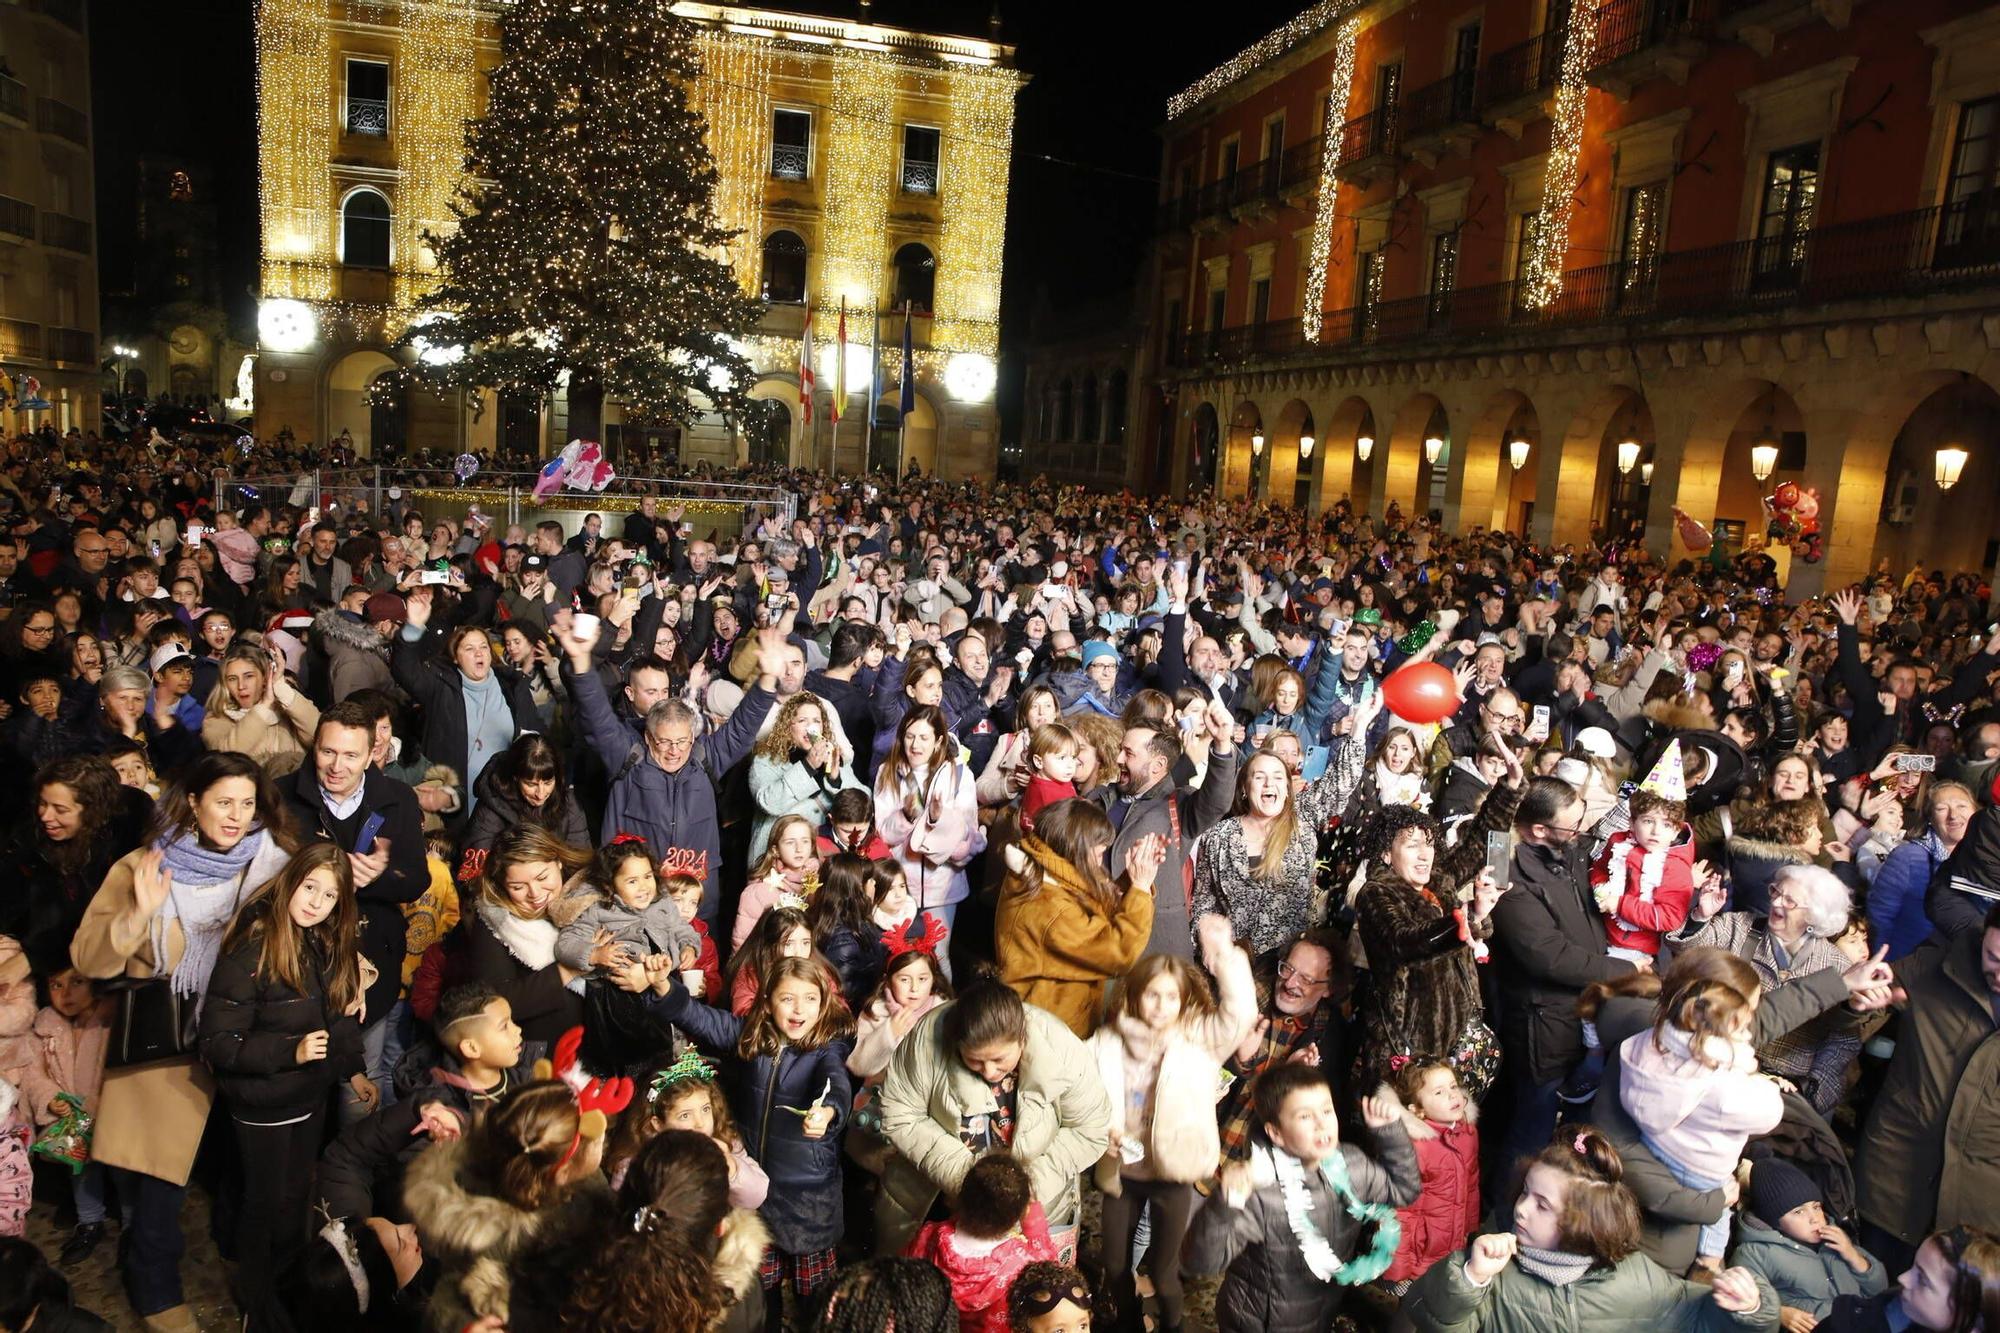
[101,975,200,1070]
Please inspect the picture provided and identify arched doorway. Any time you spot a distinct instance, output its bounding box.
[1593,394,1657,543]
[1274,399,1314,509]
[1870,374,2000,575]
[501,388,542,455]
[1713,384,1806,558]
[1459,390,1541,535]
[326,349,398,458]
[745,396,792,467]
[894,389,939,476]
[1549,386,1652,547]
[1227,400,1264,500]
[369,372,408,457]
[1188,401,1219,493]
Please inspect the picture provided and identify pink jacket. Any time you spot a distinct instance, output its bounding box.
[14,1004,112,1126]
[1618,1024,1782,1181]
[0,950,39,1117]
[906,1200,1057,1333]
[875,761,984,911]
[206,524,261,589]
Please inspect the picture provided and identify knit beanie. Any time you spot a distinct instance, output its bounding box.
[1747,1158,1820,1229]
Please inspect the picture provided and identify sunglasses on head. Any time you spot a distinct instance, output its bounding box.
[1014,1279,1090,1317]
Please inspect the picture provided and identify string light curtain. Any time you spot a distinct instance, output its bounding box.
[1520,14,1594,310]
[690,31,775,297]
[1301,17,1359,343]
[819,51,897,318]
[931,64,1014,358]
[394,0,478,309]
[254,0,334,300]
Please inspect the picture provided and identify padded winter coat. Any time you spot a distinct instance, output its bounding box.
[1385,1107,1481,1285]
[1732,1215,1887,1319]
[197,916,365,1119]
[1403,1245,1780,1333]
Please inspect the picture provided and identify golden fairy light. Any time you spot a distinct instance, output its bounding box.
[1167,0,1363,121]
[1301,16,1358,344]
[393,0,478,308]
[254,0,334,301]
[1520,13,1594,310]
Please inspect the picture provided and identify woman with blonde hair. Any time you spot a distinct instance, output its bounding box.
[748,692,860,861]
[201,642,320,776]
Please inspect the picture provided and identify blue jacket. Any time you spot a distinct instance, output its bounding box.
[1868,830,1946,961]
[650,982,854,1254]
[566,663,773,923]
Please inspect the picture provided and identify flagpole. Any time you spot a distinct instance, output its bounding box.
[865,302,880,476]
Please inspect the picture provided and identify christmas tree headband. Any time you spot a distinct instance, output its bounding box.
[647,1050,717,1104]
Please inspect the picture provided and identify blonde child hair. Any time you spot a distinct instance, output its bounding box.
[1028,722,1080,769]
[748,813,819,883]
[1110,953,1217,1029]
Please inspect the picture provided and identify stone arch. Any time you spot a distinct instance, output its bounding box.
[889,385,942,476]
[746,375,802,465]
[1226,398,1264,501]
[1385,391,1447,521]
[1865,371,2000,579]
[1272,398,1314,509]
[1546,385,1652,546]
[1183,399,1221,494]
[1455,389,1542,537]
[1318,395,1377,519]
[324,347,398,458]
[1670,377,1805,558]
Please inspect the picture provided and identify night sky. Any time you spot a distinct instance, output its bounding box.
[88,0,1303,436]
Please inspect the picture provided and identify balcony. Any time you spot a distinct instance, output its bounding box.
[0,319,39,361]
[901,157,939,196]
[0,75,25,125]
[1714,0,1849,55]
[39,210,89,254]
[47,326,92,366]
[1156,138,1324,233]
[1589,0,1713,98]
[0,196,33,242]
[35,97,86,146]
[1162,200,2000,370]
[1333,106,1400,186]
[770,142,809,181]
[345,96,388,137]
[1400,68,1482,165]
[1480,28,1567,138]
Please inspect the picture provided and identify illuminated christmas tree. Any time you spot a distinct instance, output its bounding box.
[389,0,762,443]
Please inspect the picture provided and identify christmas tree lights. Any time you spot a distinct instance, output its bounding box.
[1301,16,1358,343]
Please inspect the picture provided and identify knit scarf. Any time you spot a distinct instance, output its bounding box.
[1513,1243,1595,1287]
[1373,763,1427,808]
[1262,1143,1401,1285]
[460,669,511,796]
[152,828,269,1001]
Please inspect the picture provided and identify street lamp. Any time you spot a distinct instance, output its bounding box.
[1356,434,1374,462]
[1750,444,1778,482]
[1299,433,1316,460]
[1509,439,1530,470]
[1251,431,1265,457]
[1641,461,1655,486]
[1424,436,1443,465]
[1937,446,1969,490]
[1617,440,1640,475]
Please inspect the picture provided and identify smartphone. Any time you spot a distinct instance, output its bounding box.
[306,506,321,527]
[1482,830,1513,890]
[1526,705,1551,743]
[1894,753,1937,773]
[354,811,388,855]
[186,523,205,549]
[150,539,162,559]
[418,569,451,586]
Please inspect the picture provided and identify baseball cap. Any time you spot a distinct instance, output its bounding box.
[521,553,548,572]
[148,644,195,674]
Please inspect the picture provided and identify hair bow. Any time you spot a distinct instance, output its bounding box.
[882,911,949,961]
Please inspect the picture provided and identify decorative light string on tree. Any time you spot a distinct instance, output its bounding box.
[1301,16,1359,344]
[1520,13,1594,311]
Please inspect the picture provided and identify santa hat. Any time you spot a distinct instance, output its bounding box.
[1640,739,1687,803]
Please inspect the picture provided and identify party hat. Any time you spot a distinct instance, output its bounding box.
[1640,739,1687,802]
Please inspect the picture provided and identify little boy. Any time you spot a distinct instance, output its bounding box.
[1591,739,1701,964]
[315,983,521,1220]
[1185,1064,1420,1333]
[817,787,890,861]
[1733,1159,1887,1321]
[905,1153,1058,1333]
[1021,722,1081,834]
[664,873,721,1001]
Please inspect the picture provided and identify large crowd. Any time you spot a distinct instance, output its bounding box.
[0,418,1991,1333]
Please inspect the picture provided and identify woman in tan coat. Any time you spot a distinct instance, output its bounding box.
[200,643,320,778]
[72,751,295,1333]
[994,799,1164,1037]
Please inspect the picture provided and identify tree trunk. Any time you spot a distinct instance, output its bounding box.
[567,373,605,446]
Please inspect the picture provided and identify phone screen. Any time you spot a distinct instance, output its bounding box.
[1483,831,1513,889]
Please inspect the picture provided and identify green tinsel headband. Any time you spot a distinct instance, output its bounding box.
[1396,619,1438,656]
[647,1051,717,1103]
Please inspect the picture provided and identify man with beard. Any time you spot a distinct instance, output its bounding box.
[1214,929,1351,1164]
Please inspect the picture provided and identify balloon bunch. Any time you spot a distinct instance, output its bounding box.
[1765,481,1823,564]
[532,439,616,500]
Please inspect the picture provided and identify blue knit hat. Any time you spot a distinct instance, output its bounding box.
[1080,640,1118,668]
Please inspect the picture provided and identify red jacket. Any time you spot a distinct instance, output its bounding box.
[816,831,892,861]
[906,1200,1057,1333]
[687,919,723,1005]
[1589,826,1697,957]
[1020,776,1078,834]
[1386,1113,1481,1283]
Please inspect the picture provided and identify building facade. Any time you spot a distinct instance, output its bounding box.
[1019,289,1153,491]
[0,0,96,434]
[1152,0,2000,595]
[251,0,1020,478]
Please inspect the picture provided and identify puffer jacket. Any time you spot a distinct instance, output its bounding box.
[456,762,590,884]
[1723,834,1813,917]
[402,1134,610,1332]
[197,913,366,1119]
[647,979,854,1255]
[1618,1024,1783,1182]
[1403,1244,1780,1332]
[1385,1099,1481,1285]
[1087,934,1255,1192]
[1732,1215,1887,1319]
[875,999,1110,1256]
[1183,1124,1421,1333]
[905,1201,1058,1333]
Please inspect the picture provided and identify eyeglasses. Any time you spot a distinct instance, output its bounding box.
[1486,708,1524,726]
[1278,960,1330,988]
[647,733,694,753]
[1539,823,1582,837]
[22,622,55,636]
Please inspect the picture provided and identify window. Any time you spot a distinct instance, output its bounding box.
[1262,117,1285,164]
[1375,61,1402,111]
[892,242,935,312]
[771,109,811,180]
[901,125,940,195]
[1251,277,1272,325]
[340,189,391,268]
[1080,375,1100,444]
[1207,287,1227,338]
[1356,250,1386,339]
[1513,211,1543,285]
[1105,370,1128,445]
[344,59,389,137]
[1177,162,1196,201]
[1219,138,1240,181]
[1940,96,2000,268]
[1753,143,1819,290]
[50,268,76,325]
[1453,22,1483,72]
[761,230,806,303]
[1427,231,1458,325]
[1619,181,1665,298]
[46,167,70,217]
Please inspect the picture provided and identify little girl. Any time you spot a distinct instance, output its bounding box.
[848,917,952,1081]
[906,1153,1059,1333]
[1088,916,1256,1333]
[607,1051,769,1210]
[869,859,915,935]
[1619,970,1785,1269]
[650,955,855,1318]
[16,965,111,1267]
[555,835,700,977]
[728,905,818,1017]
[733,814,823,951]
[811,854,889,1012]
[1382,1059,1480,1290]
[665,872,722,1002]
[1020,723,1081,835]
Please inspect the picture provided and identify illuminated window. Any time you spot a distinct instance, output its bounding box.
[1752,144,1818,290]
[901,125,940,195]
[344,59,389,137]
[771,109,811,180]
[892,242,935,312]
[340,189,391,268]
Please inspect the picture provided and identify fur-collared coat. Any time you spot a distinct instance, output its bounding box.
[402,1136,610,1332]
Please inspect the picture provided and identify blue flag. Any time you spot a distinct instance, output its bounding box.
[897,302,915,422]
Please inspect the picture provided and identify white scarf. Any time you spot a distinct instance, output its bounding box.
[478,897,558,971]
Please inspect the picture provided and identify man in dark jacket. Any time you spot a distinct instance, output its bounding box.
[1488,775,1640,1173]
[282,701,429,1122]
[558,617,782,924]
[806,621,877,775]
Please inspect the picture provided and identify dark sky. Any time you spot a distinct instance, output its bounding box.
[90,0,1302,431]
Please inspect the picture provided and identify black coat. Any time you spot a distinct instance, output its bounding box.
[388,626,541,789]
[1489,836,1636,1086]
[198,915,365,1118]
[445,902,583,1048]
[282,764,430,1023]
[0,784,150,968]
[819,921,885,1014]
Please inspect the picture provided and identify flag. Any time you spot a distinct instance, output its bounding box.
[797,295,815,427]
[831,297,847,425]
[898,300,915,422]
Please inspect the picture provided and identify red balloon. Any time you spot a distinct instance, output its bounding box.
[1773,481,1801,510]
[1383,662,1461,725]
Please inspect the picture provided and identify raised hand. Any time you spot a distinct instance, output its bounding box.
[1693,874,1728,923]
[1465,1233,1518,1284]
[131,848,172,920]
[1360,1092,1399,1128]
[1124,831,1168,892]
[1709,1268,1764,1315]
[1829,589,1861,626]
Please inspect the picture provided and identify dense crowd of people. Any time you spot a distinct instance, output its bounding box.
[0,420,1992,1333]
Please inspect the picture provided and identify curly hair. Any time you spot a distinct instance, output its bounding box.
[812,1257,957,1333]
[752,691,835,765]
[1365,801,1443,864]
[1512,1126,1643,1267]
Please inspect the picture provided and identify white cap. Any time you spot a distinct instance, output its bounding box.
[1051,560,1069,579]
[1554,758,1592,788]
[148,644,195,674]
[1574,726,1616,760]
